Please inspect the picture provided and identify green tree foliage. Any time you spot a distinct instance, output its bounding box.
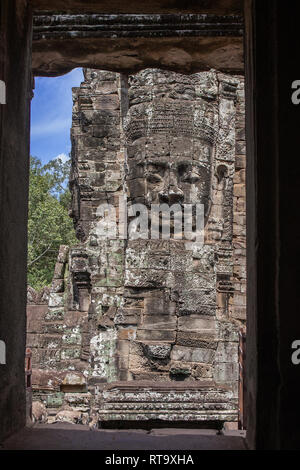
[27,156,76,290]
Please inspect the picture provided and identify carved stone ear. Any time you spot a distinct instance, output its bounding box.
[216,164,228,183]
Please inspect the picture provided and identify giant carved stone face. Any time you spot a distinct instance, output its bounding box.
[127,137,213,217]
[125,100,215,220]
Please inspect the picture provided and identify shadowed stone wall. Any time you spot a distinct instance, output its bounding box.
[27,68,245,426]
[0,0,32,442]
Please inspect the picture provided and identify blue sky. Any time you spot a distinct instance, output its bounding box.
[30,68,84,164]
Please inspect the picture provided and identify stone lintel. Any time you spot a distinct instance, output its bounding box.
[33,14,243,40]
[32,14,244,76]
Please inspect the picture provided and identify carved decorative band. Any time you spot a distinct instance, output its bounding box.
[33,14,243,40]
[124,118,217,144]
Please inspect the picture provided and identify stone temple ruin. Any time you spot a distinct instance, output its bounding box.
[27,68,246,427]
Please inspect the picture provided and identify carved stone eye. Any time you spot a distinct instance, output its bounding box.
[182,172,200,183]
[147,174,162,184]
[178,163,200,183]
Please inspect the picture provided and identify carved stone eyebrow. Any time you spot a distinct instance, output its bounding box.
[147,159,168,168]
[176,160,193,167]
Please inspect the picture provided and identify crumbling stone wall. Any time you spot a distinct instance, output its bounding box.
[27,68,246,425]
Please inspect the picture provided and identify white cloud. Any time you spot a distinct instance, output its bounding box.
[54,153,69,163]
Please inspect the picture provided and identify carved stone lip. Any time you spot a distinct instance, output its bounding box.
[33,14,243,40]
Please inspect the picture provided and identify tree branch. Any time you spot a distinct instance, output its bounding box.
[28,244,52,267]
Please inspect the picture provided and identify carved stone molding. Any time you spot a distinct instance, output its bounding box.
[33,14,243,40]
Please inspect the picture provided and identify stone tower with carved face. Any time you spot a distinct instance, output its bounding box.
[27,68,246,426]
